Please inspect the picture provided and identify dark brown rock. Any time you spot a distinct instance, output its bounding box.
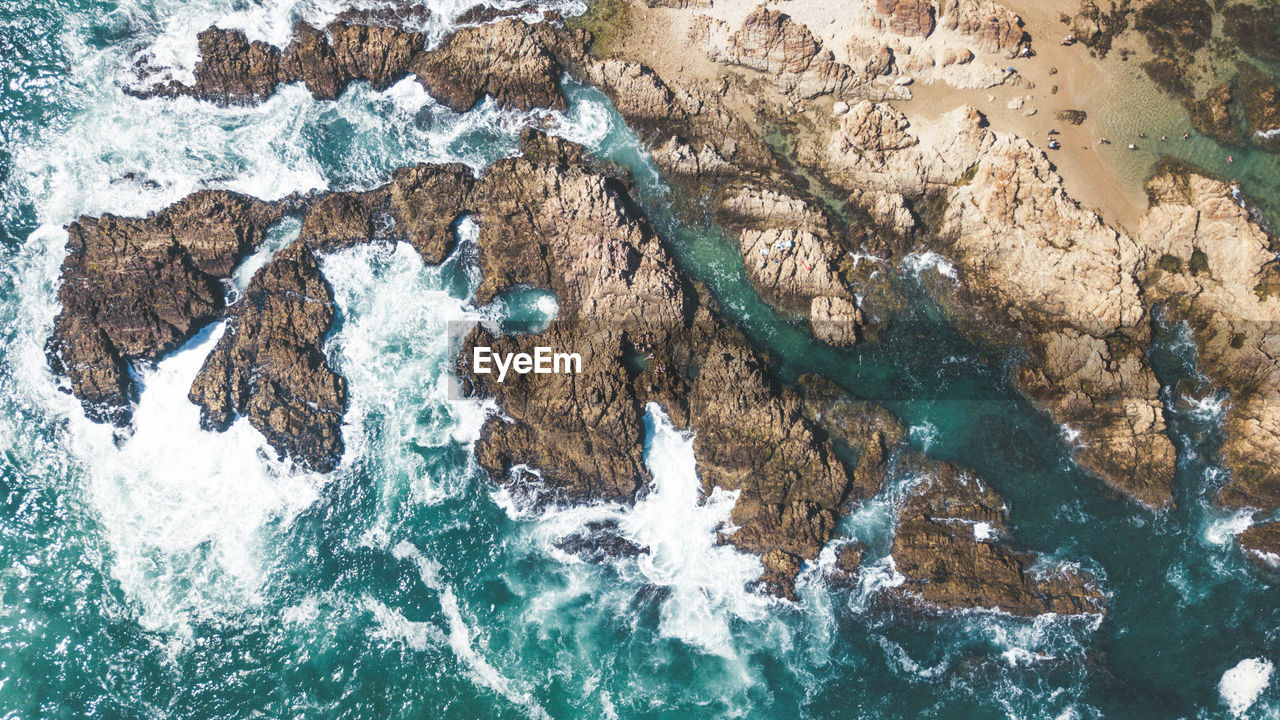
[408,19,569,112]
[188,241,346,471]
[891,463,1105,616]
[799,374,906,500]
[1055,109,1088,126]
[47,190,284,424]
[1238,521,1280,571]
[687,341,853,600]
[280,23,349,100]
[1188,84,1239,145]
[178,27,283,104]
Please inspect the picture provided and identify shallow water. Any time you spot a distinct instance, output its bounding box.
[1,1,1279,718]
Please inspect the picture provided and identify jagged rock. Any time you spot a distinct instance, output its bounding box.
[706,5,856,98]
[554,521,649,561]
[875,0,937,37]
[46,190,285,424]
[726,5,822,75]
[188,241,345,472]
[794,101,1176,506]
[1139,167,1280,514]
[162,27,283,104]
[938,0,1027,57]
[940,130,1174,506]
[687,340,854,601]
[891,463,1104,615]
[408,19,570,112]
[459,134,687,503]
[1238,522,1280,571]
[800,374,905,500]
[810,296,862,347]
[138,18,569,112]
[1239,67,1280,149]
[1018,329,1175,508]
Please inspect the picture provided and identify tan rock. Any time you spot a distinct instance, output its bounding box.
[810,296,863,347]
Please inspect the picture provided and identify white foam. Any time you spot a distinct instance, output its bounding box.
[321,237,490,514]
[909,421,939,452]
[1185,392,1226,423]
[901,251,958,281]
[973,521,994,541]
[621,403,772,657]
[363,594,448,652]
[230,215,301,299]
[65,323,324,637]
[1221,657,1274,718]
[509,404,775,660]
[1205,509,1255,546]
[392,541,552,720]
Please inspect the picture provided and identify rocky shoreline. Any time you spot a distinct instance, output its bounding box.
[49,0,1280,612]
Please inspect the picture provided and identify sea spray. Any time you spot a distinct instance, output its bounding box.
[67,322,324,637]
[1221,658,1274,718]
[322,234,488,516]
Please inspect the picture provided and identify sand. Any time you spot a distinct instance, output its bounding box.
[613,0,1200,233]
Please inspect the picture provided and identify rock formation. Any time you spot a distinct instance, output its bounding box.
[138,19,573,113]
[1138,167,1280,514]
[891,462,1105,615]
[47,190,286,424]
[875,0,937,38]
[188,241,346,472]
[1238,521,1280,570]
[795,100,1176,507]
[78,5,1129,611]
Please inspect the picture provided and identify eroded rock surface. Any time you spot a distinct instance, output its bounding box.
[47,190,285,424]
[892,463,1105,615]
[140,19,572,112]
[1138,167,1280,513]
[189,241,346,472]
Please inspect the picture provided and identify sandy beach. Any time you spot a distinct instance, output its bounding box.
[617,0,1202,234]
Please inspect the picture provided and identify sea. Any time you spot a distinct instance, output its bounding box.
[1,0,1279,717]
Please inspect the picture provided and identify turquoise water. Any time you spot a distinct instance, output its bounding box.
[2,1,1280,718]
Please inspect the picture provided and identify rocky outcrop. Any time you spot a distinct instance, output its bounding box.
[450,134,866,599]
[939,132,1174,507]
[1239,68,1280,150]
[1188,84,1239,145]
[685,340,854,599]
[799,375,906,500]
[937,0,1026,57]
[875,0,937,38]
[693,6,857,98]
[809,296,862,347]
[1138,168,1280,514]
[1238,521,1280,570]
[408,19,570,112]
[139,19,571,112]
[188,241,346,471]
[796,101,1176,507]
[457,134,687,503]
[47,190,285,424]
[891,462,1105,615]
